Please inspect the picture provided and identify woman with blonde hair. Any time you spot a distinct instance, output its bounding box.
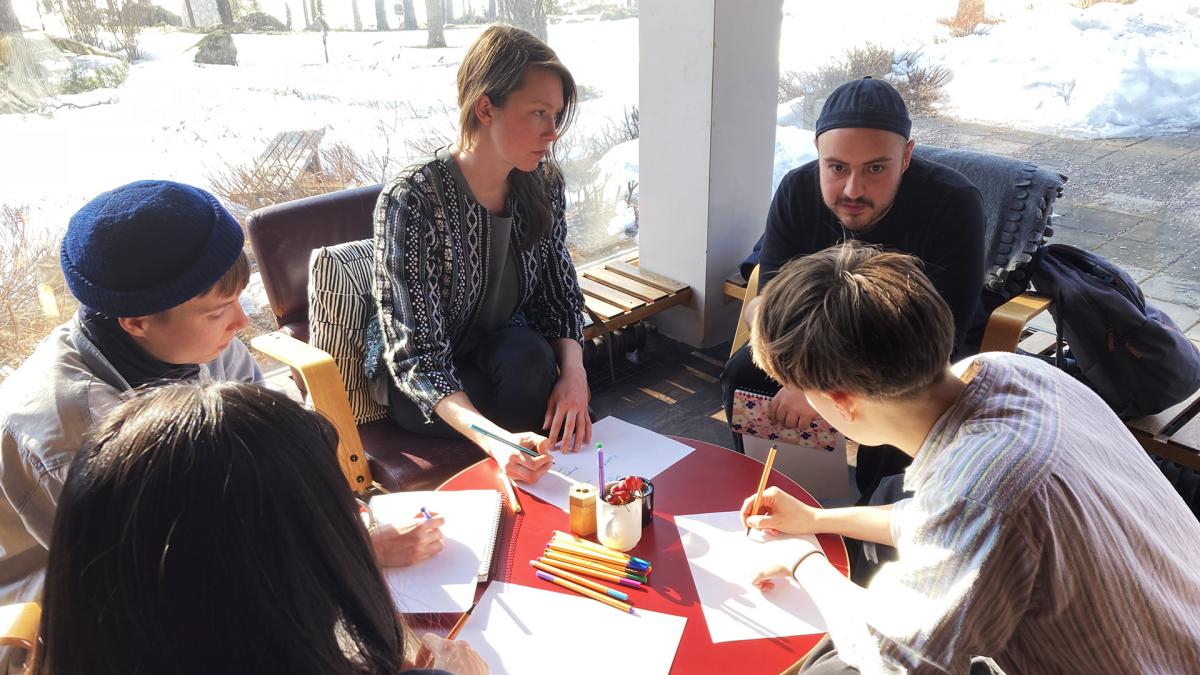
[371,25,589,483]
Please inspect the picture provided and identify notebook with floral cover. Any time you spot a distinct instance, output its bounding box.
[730,388,838,452]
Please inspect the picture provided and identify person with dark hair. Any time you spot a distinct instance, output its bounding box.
[35,381,486,675]
[371,25,588,483]
[742,242,1200,674]
[721,77,986,504]
[0,180,262,612]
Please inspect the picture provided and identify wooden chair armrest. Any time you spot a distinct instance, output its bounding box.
[0,602,40,651]
[730,265,762,357]
[250,331,373,492]
[980,293,1053,353]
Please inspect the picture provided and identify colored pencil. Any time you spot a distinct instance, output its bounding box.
[535,556,642,588]
[551,531,652,568]
[747,444,777,536]
[596,444,605,494]
[470,424,540,458]
[543,550,648,583]
[531,560,629,602]
[536,570,633,613]
[446,601,477,640]
[545,544,649,576]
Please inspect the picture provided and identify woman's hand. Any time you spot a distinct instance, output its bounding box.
[486,430,554,483]
[371,514,445,567]
[543,364,591,453]
[419,634,490,675]
[769,386,816,429]
[740,486,821,536]
[751,538,821,592]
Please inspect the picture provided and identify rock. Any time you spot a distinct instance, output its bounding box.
[233,11,287,33]
[194,30,237,66]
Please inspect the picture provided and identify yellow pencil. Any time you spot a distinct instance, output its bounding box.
[545,542,630,567]
[446,601,477,640]
[498,469,522,514]
[535,557,643,588]
[747,444,777,536]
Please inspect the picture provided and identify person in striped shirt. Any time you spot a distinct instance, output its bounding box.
[742,241,1200,674]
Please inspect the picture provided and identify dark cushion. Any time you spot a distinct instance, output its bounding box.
[358,421,488,492]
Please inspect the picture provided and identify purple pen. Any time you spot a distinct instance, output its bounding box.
[596,443,605,497]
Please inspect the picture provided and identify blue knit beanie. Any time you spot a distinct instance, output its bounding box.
[61,180,245,317]
[815,77,912,140]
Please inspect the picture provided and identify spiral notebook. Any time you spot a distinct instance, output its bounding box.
[369,489,504,613]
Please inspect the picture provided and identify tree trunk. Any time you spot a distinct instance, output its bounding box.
[402,0,416,29]
[424,0,444,47]
[442,0,452,23]
[486,0,494,20]
[498,0,545,42]
[216,0,234,26]
[1,0,51,111]
[350,0,362,30]
[182,0,196,27]
[374,0,388,29]
[301,0,311,28]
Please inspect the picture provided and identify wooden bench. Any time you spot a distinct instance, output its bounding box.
[578,250,692,341]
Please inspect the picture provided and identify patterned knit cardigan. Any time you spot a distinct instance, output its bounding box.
[371,156,585,420]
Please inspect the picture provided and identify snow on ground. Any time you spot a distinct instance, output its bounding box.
[3,0,1198,252]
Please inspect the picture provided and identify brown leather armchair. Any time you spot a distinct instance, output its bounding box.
[246,184,485,494]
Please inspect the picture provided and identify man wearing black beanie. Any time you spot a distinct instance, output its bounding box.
[0,180,264,614]
[722,78,986,562]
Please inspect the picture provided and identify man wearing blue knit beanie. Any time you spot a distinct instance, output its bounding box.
[0,180,263,609]
[722,78,986,580]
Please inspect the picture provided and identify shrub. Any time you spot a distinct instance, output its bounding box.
[1076,0,1136,6]
[0,205,71,378]
[59,58,129,95]
[234,11,287,32]
[779,44,953,118]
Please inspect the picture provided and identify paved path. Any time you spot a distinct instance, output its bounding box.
[913,118,1200,348]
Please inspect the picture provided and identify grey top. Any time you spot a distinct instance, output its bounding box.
[439,148,521,354]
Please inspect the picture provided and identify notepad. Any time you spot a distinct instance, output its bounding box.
[369,489,503,613]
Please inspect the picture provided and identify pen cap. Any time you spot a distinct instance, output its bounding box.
[568,483,598,537]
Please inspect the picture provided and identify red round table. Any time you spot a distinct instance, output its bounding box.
[437,436,850,674]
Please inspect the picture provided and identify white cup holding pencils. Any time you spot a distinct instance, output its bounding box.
[596,479,643,552]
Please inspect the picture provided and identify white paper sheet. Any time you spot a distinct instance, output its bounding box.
[674,511,827,643]
[519,416,694,511]
[371,490,501,613]
[456,582,687,675]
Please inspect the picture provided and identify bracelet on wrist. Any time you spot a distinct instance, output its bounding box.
[790,549,826,582]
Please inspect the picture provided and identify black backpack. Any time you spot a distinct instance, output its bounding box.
[1029,243,1200,420]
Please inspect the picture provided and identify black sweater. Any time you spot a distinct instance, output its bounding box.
[759,155,985,353]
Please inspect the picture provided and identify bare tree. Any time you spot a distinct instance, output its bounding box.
[498,0,545,41]
[182,0,196,27]
[216,0,233,26]
[2,0,52,111]
[486,0,494,20]
[301,0,310,28]
[350,0,362,30]
[425,0,444,47]
[402,0,416,29]
[374,0,388,29]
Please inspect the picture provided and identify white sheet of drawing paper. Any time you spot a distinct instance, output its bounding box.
[372,490,500,613]
[518,416,693,511]
[456,581,687,675]
[674,511,827,643]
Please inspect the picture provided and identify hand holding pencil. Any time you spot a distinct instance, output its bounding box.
[470,425,553,483]
[740,486,819,537]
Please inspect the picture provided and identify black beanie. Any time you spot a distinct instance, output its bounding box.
[814,77,912,140]
[60,180,244,317]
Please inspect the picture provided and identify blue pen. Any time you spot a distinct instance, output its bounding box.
[420,506,433,521]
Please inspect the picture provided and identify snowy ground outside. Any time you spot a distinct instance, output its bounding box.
[2,0,1197,260]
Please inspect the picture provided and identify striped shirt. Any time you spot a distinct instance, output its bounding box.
[858,353,1200,674]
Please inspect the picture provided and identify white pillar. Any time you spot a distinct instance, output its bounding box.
[638,0,783,347]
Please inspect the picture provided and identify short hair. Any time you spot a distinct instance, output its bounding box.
[751,242,954,399]
[210,248,251,298]
[36,382,408,674]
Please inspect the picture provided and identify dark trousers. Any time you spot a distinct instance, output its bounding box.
[721,344,912,496]
[388,326,557,438]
